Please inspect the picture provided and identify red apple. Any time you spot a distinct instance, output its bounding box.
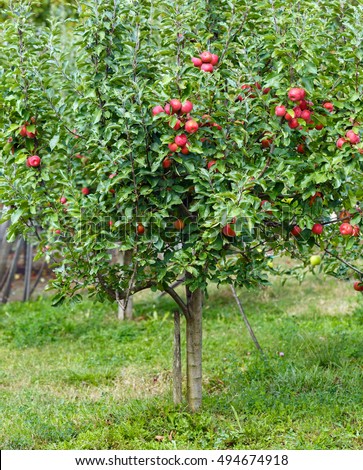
[174,219,185,230]
[170,99,182,113]
[26,130,36,138]
[162,157,172,169]
[291,225,302,237]
[261,138,273,148]
[200,51,213,63]
[210,54,219,66]
[185,119,199,134]
[181,146,189,155]
[152,105,164,116]
[336,137,347,149]
[288,119,299,129]
[288,87,306,102]
[353,281,363,291]
[315,124,324,130]
[352,225,360,237]
[285,112,293,121]
[181,100,193,114]
[312,223,323,235]
[19,125,28,137]
[275,105,286,117]
[170,119,181,130]
[323,102,334,112]
[346,130,360,144]
[191,57,202,67]
[263,87,271,94]
[299,100,308,110]
[60,196,67,204]
[339,222,353,236]
[137,223,145,235]
[207,160,217,170]
[164,103,171,115]
[174,134,188,147]
[222,224,236,237]
[297,144,305,154]
[168,142,179,152]
[301,109,311,121]
[81,187,90,195]
[201,63,214,73]
[293,106,302,118]
[27,155,41,167]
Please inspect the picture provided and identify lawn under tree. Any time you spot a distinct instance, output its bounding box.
[1,275,362,450]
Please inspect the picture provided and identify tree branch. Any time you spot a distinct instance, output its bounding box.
[164,284,189,318]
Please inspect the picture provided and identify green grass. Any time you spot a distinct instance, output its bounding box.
[0,275,363,450]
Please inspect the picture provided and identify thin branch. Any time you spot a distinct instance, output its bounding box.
[164,284,189,317]
[315,242,363,276]
[230,284,265,356]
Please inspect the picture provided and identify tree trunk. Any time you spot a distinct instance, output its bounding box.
[23,243,33,302]
[117,249,133,320]
[0,220,11,286]
[173,310,182,405]
[1,238,23,304]
[185,286,203,412]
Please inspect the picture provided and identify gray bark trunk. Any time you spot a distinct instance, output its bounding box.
[0,220,11,286]
[117,249,133,320]
[1,238,23,304]
[185,286,203,412]
[173,310,182,405]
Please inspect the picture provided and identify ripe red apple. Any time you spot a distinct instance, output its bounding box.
[339,222,353,236]
[222,224,236,237]
[309,192,323,206]
[200,51,213,63]
[152,105,164,116]
[210,54,219,66]
[192,57,202,67]
[181,100,193,113]
[288,88,306,102]
[168,142,179,152]
[181,146,189,155]
[301,109,311,121]
[336,137,347,149]
[27,155,41,167]
[170,99,182,113]
[55,229,61,235]
[174,134,187,147]
[293,106,302,118]
[323,102,334,112]
[263,87,271,94]
[284,112,293,121]
[162,157,172,169]
[137,223,145,235]
[26,130,36,138]
[275,105,286,117]
[297,144,305,154]
[19,125,28,137]
[261,138,273,148]
[207,160,217,170]
[315,124,324,130]
[60,196,67,204]
[312,223,323,235]
[185,119,199,134]
[291,225,302,237]
[109,220,113,227]
[353,281,363,292]
[201,63,214,73]
[352,225,360,237]
[346,130,360,144]
[288,119,299,129]
[174,219,185,230]
[298,100,308,110]
[81,187,90,195]
[170,119,181,130]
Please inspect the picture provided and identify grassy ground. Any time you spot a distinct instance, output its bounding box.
[0,275,363,450]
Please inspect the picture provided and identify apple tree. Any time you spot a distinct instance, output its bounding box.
[1,0,363,410]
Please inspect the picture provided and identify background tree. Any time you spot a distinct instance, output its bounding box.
[0,0,362,410]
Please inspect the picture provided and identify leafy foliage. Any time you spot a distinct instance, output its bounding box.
[0,0,362,303]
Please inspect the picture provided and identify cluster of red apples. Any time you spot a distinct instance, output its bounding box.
[152,99,199,168]
[274,87,332,132]
[191,51,218,73]
[18,119,41,168]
